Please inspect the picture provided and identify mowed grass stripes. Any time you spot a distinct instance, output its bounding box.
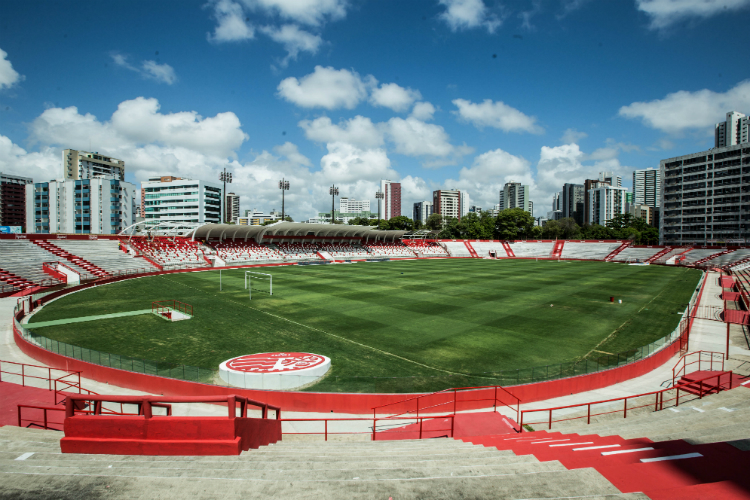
[28,260,701,393]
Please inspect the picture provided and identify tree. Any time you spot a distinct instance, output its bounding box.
[494,208,534,240]
[438,217,460,238]
[558,218,582,239]
[640,227,659,245]
[377,219,391,230]
[388,215,413,231]
[425,213,445,230]
[581,223,612,240]
[347,216,372,226]
[530,225,543,239]
[542,220,564,240]
[455,212,485,239]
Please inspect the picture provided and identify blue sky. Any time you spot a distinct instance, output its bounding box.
[1,0,750,220]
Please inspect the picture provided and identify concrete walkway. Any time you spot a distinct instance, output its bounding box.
[23,310,152,329]
[1,270,743,439]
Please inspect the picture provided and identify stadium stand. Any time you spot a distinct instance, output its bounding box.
[276,243,322,261]
[52,239,159,274]
[707,249,750,268]
[611,247,664,262]
[362,242,415,258]
[651,246,691,264]
[680,249,726,265]
[319,243,370,259]
[32,240,109,277]
[212,240,285,263]
[465,241,506,258]
[0,240,85,285]
[560,242,623,260]
[0,426,637,498]
[403,240,448,256]
[128,238,207,267]
[442,241,473,257]
[508,242,555,258]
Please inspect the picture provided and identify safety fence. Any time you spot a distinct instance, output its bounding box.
[519,370,734,432]
[672,350,724,387]
[280,415,455,441]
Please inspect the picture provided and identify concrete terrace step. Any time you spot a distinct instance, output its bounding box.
[0,459,569,481]
[0,466,626,500]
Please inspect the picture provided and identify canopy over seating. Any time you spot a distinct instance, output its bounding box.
[187,222,409,244]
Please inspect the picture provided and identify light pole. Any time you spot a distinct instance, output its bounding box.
[279,179,290,221]
[375,190,384,222]
[329,185,339,224]
[219,168,232,223]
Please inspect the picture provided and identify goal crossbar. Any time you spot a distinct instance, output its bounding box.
[245,271,273,298]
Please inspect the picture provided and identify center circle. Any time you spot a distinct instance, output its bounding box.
[219,352,331,390]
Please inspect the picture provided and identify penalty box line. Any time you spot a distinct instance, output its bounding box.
[157,274,476,378]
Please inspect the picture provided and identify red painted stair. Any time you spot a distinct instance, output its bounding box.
[550,240,565,258]
[645,246,674,264]
[501,241,515,257]
[604,241,631,261]
[693,249,735,266]
[32,240,109,278]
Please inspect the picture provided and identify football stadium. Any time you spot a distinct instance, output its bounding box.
[3,227,750,498]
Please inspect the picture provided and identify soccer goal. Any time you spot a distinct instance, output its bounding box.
[245,271,273,300]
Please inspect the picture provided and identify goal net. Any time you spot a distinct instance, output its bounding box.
[245,271,273,300]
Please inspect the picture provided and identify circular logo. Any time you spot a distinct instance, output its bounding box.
[225,352,327,373]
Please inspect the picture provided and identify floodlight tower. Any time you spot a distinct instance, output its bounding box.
[375,190,384,222]
[219,168,232,223]
[329,185,339,224]
[279,178,290,221]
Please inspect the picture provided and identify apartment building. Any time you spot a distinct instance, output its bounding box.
[433,189,462,220]
[380,180,401,219]
[498,182,531,213]
[226,192,240,223]
[62,149,125,181]
[715,111,750,148]
[633,168,660,208]
[413,201,433,224]
[587,184,628,226]
[141,177,223,224]
[0,172,33,228]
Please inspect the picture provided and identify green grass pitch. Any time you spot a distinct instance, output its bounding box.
[28,259,701,393]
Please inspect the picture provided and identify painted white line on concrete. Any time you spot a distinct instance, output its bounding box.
[602,447,654,456]
[719,407,735,412]
[741,380,750,386]
[692,408,705,413]
[640,453,702,463]
[573,444,621,451]
[531,439,571,444]
[668,408,680,412]
[15,453,34,461]
[548,442,594,448]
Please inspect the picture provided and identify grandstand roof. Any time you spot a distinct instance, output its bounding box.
[188,222,409,243]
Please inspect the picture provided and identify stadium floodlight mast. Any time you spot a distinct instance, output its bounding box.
[279,178,290,221]
[219,168,232,223]
[375,189,384,222]
[329,185,339,224]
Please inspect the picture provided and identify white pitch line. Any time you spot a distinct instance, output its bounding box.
[14,453,34,461]
[573,444,621,451]
[719,407,735,412]
[602,447,654,456]
[668,408,680,412]
[640,453,702,463]
[548,442,594,448]
[692,408,705,413]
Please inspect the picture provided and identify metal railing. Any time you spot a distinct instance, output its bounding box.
[672,351,725,387]
[17,405,65,431]
[279,415,456,441]
[519,370,734,432]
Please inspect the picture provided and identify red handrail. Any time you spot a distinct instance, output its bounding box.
[17,405,65,430]
[672,350,724,387]
[64,394,280,420]
[520,370,733,432]
[0,359,82,391]
[372,384,521,423]
[279,415,456,441]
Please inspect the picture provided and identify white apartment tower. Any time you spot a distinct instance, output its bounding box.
[432,189,462,220]
[141,177,223,224]
[339,197,370,213]
[499,182,531,213]
[599,172,622,187]
[460,191,470,217]
[633,168,660,207]
[62,150,125,181]
[226,192,240,223]
[715,111,750,148]
[587,185,628,226]
[413,201,433,224]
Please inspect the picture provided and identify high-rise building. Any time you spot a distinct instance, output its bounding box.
[584,179,610,225]
[625,192,634,214]
[1,172,33,229]
[226,192,240,223]
[587,184,628,226]
[413,201,433,224]
[499,182,531,213]
[238,209,282,225]
[433,189,462,220]
[633,168,660,208]
[599,172,621,187]
[27,178,135,234]
[339,197,370,213]
[141,177,223,224]
[660,143,749,245]
[380,180,401,219]
[715,111,750,148]
[460,191,470,217]
[62,149,125,181]
[562,183,584,225]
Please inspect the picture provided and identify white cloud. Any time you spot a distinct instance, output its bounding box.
[369,83,422,112]
[208,0,255,42]
[618,80,750,134]
[274,141,312,166]
[0,135,59,182]
[260,24,323,66]
[384,117,455,157]
[410,101,436,121]
[0,48,23,89]
[452,98,543,134]
[299,115,384,148]
[636,0,750,29]
[111,54,177,85]
[438,0,502,33]
[560,128,587,144]
[277,66,375,109]
[318,142,397,183]
[241,0,348,26]
[559,0,592,17]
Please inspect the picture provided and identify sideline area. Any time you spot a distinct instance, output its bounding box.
[2,271,745,439]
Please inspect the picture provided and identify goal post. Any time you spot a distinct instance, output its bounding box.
[245,271,273,300]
